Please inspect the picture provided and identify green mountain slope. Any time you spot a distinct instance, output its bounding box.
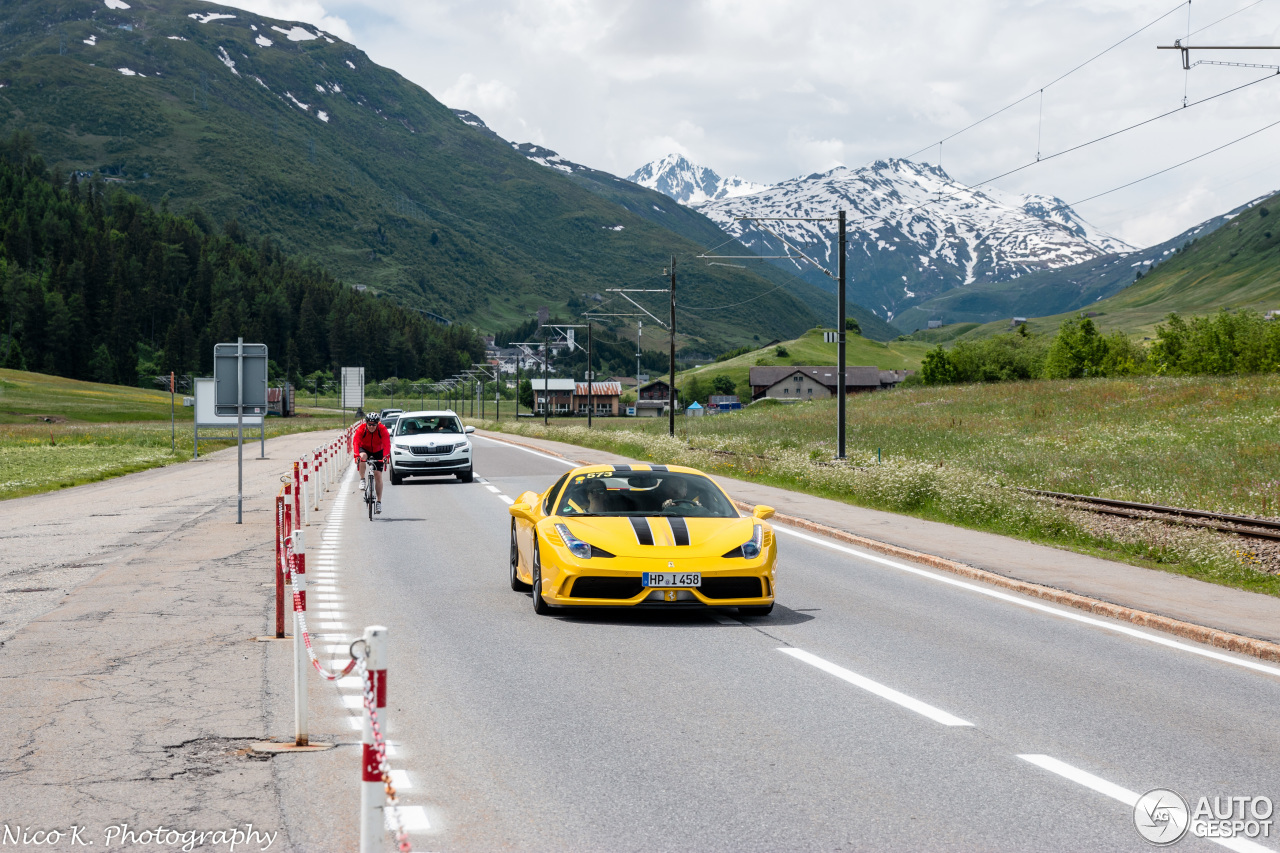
[891,197,1259,334]
[0,0,820,350]
[934,189,1280,341]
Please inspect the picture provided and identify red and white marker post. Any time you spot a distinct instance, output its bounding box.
[291,529,309,745]
[360,625,388,852]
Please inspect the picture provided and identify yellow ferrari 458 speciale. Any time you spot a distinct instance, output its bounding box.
[508,463,777,615]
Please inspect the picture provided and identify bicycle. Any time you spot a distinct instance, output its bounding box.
[363,458,384,520]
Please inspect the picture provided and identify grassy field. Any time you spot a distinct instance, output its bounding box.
[470,373,1280,597]
[678,328,932,391]
[0,370,346,500]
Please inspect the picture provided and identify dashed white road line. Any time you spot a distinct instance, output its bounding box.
[386,806,430,831]
[774,526,1280,678]
[471,434,577,466]
[1018,755,1275,853]
[779,647,973,727]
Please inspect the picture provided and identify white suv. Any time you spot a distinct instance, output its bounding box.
[387,410,475,484]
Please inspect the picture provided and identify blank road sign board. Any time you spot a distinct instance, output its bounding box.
[341,367,365,409]
[213,342,269,416]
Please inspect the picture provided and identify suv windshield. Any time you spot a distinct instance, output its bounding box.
[557,471,737,518]
[395,415,463,436]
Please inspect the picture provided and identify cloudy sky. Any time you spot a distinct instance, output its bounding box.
[209,0,1279,248]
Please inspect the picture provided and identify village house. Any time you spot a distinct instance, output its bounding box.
[748,366,910,401]
[635,378,677,417]
[529,378,575,415]
[574,382,622,416]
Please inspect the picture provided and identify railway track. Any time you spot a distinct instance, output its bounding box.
[1021,488,1280,543]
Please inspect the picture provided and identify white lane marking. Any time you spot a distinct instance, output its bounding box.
[386,806,430,832]
[317,623,346,631]
[779,647,973,727]
[347,717,363,730]
[485,485,501,494]
[1017,755,1275,853]
[342,694,363,709]
[337,676,361,690]
[498,495,514,505]
[1018,754,1139,806]
[324,644,350,654]
[774,527,1280,678]
[471,434,577,466]
[390,769,413,789]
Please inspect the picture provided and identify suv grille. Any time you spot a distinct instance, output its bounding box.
[698,577,764,599]
[410,443,455,455]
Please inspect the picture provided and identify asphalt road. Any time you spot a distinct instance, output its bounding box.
[286,435,1280,852]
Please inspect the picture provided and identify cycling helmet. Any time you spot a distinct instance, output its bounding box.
[364,411,381,426]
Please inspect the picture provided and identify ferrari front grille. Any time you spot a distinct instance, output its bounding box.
[698,577,764,599]
[569,577,643,599]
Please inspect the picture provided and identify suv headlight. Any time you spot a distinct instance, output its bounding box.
[554,523,593,559]
[740,525,763,559]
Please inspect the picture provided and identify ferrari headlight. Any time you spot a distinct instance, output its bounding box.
[554,523,593,559]
[740,525,764,560]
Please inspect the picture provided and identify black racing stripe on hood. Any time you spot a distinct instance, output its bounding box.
[650,465,668,472]
[629,516,654,546]
[612,465,632,473]
[668,516,690,546]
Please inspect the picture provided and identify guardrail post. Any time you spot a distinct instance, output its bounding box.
[292,529,309,746]
[360,625,388,853]
[292,462,302,528]
[298,458,311,525]
[313,451,322,511]
[275,495,286,638]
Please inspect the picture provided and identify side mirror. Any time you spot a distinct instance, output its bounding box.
[752,505,775,520]
[509,502,534,521]
[464,425,476,434]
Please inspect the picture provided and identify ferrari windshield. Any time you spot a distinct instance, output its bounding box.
[556,471,737,518]
[395,415,462,436]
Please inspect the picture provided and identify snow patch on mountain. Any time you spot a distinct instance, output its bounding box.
[627,154,767,205]
[451,109,592,175]
[691,158,1132,318]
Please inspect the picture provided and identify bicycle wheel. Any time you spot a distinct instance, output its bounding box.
[366,471,374,520]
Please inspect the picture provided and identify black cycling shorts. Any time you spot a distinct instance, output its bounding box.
[360,449,385,462]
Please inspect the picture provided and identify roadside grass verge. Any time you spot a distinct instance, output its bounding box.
[470,374,1280,598]
[0,370,347,500]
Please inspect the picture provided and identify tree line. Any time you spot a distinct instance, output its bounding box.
[918,310,1280,385]
[0,134,484,389]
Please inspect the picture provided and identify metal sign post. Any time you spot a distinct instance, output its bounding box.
[214,339,269,524]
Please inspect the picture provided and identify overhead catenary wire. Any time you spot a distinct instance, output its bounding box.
[901,71,1279,216]
[1188,0,1267,38]
[1065,112,1280,207]
[902,0,1190,160]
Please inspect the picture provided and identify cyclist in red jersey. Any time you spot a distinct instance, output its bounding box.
[352,411,392,514]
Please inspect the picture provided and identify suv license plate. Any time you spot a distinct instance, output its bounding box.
[642,572,700,588]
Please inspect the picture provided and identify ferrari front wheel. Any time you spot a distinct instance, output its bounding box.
[531,537,550,615]
[510,521,530,591]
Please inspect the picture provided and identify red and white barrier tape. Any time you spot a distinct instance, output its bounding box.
[284,536,358,681]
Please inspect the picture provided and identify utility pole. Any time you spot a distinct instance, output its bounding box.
[668,257,676,439]
[542,328,549,426]
[700,210,848,459]
[837,210,847,459]
[586,322,593,428]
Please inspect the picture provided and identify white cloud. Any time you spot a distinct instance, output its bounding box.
[441,73,517,115]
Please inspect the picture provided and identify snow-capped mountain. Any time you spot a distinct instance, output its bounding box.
[627,154,767,206]
[692,158,1133,321]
